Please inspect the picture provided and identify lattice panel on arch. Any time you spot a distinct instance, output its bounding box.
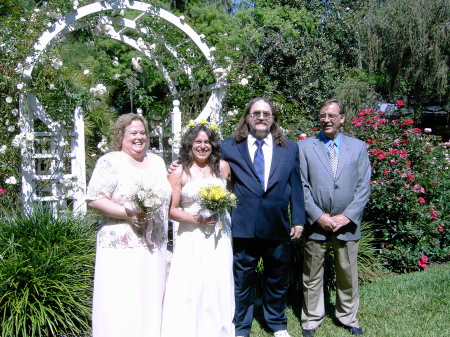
[19,1,228,214]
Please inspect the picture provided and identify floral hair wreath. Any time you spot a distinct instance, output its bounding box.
[169,118,222,153]
[184,118,222,138]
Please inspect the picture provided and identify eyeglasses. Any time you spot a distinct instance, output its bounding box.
[319,113,341,121]
[249,111,272,120]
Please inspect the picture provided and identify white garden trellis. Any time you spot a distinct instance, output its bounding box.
[19,0,228,215]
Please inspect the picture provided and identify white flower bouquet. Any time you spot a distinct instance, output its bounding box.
[127,183,164,245]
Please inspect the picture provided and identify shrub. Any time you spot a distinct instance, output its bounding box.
[289,222,383,298]
[346,104,450,272]
[0,207,96,337]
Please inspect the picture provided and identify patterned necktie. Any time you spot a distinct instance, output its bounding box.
[254,139,265,189]
[328,140,338,176]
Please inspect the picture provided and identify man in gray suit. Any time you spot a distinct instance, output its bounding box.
[297,99,371,337]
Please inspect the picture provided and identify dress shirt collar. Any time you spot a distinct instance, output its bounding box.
[320,130,342,148]
[248,133,273,148]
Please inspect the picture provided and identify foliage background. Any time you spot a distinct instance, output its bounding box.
[0,0,450,334]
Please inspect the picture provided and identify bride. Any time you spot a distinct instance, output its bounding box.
[162,122,234,337]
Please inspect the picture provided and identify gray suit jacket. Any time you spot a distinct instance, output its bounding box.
[298,133,371,241]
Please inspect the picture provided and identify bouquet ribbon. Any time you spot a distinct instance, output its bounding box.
[125,201,161,246]
[144,214,162,246]
[198,209,220,235]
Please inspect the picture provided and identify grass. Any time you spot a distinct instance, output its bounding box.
[249,263,450,337]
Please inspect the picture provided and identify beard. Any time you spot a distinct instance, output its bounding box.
[251,123,271,140]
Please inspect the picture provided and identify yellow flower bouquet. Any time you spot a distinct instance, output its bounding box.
[197,184,236,214]
[197,184,236,234]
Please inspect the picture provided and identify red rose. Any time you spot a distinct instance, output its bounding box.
[429,209,438,221]
[418,260,427,270]
[396,100,404,106]
[0,188,6,193]
[312,127,318,131]
[438,225,444,232]
[418,197,426,204]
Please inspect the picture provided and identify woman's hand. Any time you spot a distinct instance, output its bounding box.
[193,214,217,226]
[124,204,148,227]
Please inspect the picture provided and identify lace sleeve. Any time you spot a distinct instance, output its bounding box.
[86,154,118,201]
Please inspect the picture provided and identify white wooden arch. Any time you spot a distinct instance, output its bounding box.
[20,0,228,214]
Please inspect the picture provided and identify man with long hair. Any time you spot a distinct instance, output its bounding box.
[222,97,306,337]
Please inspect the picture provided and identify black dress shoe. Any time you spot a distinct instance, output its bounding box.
[349,327,364,335]
[302,329,315,337]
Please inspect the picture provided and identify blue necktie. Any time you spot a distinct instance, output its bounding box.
[254,140,265,189]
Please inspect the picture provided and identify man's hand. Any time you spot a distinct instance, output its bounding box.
[290,226,303,240]
[316,213,337,231]
[331,214,350,232]
[167,160,180,175]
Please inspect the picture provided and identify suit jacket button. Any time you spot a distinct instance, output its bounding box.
[334,185,338,189]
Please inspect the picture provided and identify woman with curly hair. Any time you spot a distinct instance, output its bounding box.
[162,123,234,337]
[86,113,171,337]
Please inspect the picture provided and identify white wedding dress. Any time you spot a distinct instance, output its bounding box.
[86,151,171,337]
[162,177,235,337]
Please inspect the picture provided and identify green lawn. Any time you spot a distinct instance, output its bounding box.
[249,263,450,337]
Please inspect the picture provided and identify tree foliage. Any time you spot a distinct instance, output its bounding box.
[360,0,450,105]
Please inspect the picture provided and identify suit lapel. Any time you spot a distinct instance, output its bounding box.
[268,141,282,180]
[237,139,274,194]
[236,140,255,173]
[335,134,351,179]
[312,135,335,178]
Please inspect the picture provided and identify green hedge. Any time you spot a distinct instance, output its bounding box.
[0,207,96,337]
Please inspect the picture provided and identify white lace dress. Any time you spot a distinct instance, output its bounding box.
[86,151,171,337]
[162,177,235,337]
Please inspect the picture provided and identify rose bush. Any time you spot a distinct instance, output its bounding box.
[346,104,450,272]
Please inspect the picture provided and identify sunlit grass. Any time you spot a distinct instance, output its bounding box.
[249,263,450,336]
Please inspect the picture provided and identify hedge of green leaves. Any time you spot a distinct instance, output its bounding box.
[0,207,96,337]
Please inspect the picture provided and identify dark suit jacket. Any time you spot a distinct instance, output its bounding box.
[298,133,371,241]
[222,137,306,241]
